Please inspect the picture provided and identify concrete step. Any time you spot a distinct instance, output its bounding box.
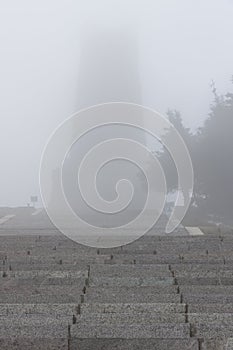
[177,277,220,285]
[0,255,108,270]
[79,303,185,315]
[0,338,68,350]
[104,255,182,264]
[0,294,80,304]
[175,270,233,278]
[182,294,233,304]
[0,303,79,317]
[201,339,228,350]
[97,237,221,254]
[150,246,221,255]
[0,270,88,279]
[175,270,233,285]
[99,248,181,256]
[0,276,86,292]
[189,303,233,313]
[180,285,233,295]
[0,286,84,303]
[0,247,96,258]
[85,287,181,303]
[0,278,86,293]
[189,313,233,325]
[189,314,233,339]
[0,263,90,272]
[0,317,70,337]
[70,322,190,339]
[101,243,215,253]
[105,254,224,265]
[190,321,233,339]
[76,312,186,324]
[171,263,231,272]
[89,276,174,287]
[0,233,223,247]
[89,264,170,277]
[69,338,199,350]
[174,255,224,263]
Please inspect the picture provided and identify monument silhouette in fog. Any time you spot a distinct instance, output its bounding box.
[76,27,141,108]
[50,27,147,225]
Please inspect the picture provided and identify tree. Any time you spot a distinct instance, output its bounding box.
[195,83,233,220]
[144,77,233,224]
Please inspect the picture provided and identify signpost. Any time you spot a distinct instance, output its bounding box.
[30,196,38,208]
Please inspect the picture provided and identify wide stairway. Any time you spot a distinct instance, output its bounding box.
[1,230,233,349]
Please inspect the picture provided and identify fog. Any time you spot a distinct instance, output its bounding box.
[0,0,233,209]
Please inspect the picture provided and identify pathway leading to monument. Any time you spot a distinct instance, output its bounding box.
[0,214,15,225]
[185,226,204,236]
[31,208,43,216]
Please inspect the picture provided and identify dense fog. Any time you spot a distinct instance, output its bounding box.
[0,0,233,226]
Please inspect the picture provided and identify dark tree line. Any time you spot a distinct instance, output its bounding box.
[158,78,233,223]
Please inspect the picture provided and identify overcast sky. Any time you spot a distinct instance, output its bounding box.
[0,0,233,207]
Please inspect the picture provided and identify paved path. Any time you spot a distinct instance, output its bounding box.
[31,208,43,216]
[186,226,204,236]
[0,214,15,225]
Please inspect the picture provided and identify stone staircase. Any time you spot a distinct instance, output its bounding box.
[1,232,233,349]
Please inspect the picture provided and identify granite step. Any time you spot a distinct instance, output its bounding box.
[69,338,199,350]
[89,276,174,287]
[0,270,88,279]
[79,303,185,315]
[176,277,221,285]
[189,303,233,313]
[0,317,70,337]
[189,314,233,339]
[105,255,224,265]
[75,312,186,324]
[0,286,84,304]
[182,293,233,304]
[201,338,229,350]
[104,255,182,265]
[0,338,68,350]
[0,303,79,317]
[0,263,90,272]
[180,285,233,295]
[190,321,233,339]
[85,287,181,303]
[0,255,108,270]
[175,270,233,278]
[189,313,233,325]
[89,264,170,277]
[171,263,231,272]
[70,323,190,339]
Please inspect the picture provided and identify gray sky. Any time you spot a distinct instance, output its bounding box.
[0,0,233,207]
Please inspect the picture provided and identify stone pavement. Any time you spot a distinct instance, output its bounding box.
[0,211,233,348]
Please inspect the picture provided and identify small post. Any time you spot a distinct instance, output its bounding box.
[30,196,38,209]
